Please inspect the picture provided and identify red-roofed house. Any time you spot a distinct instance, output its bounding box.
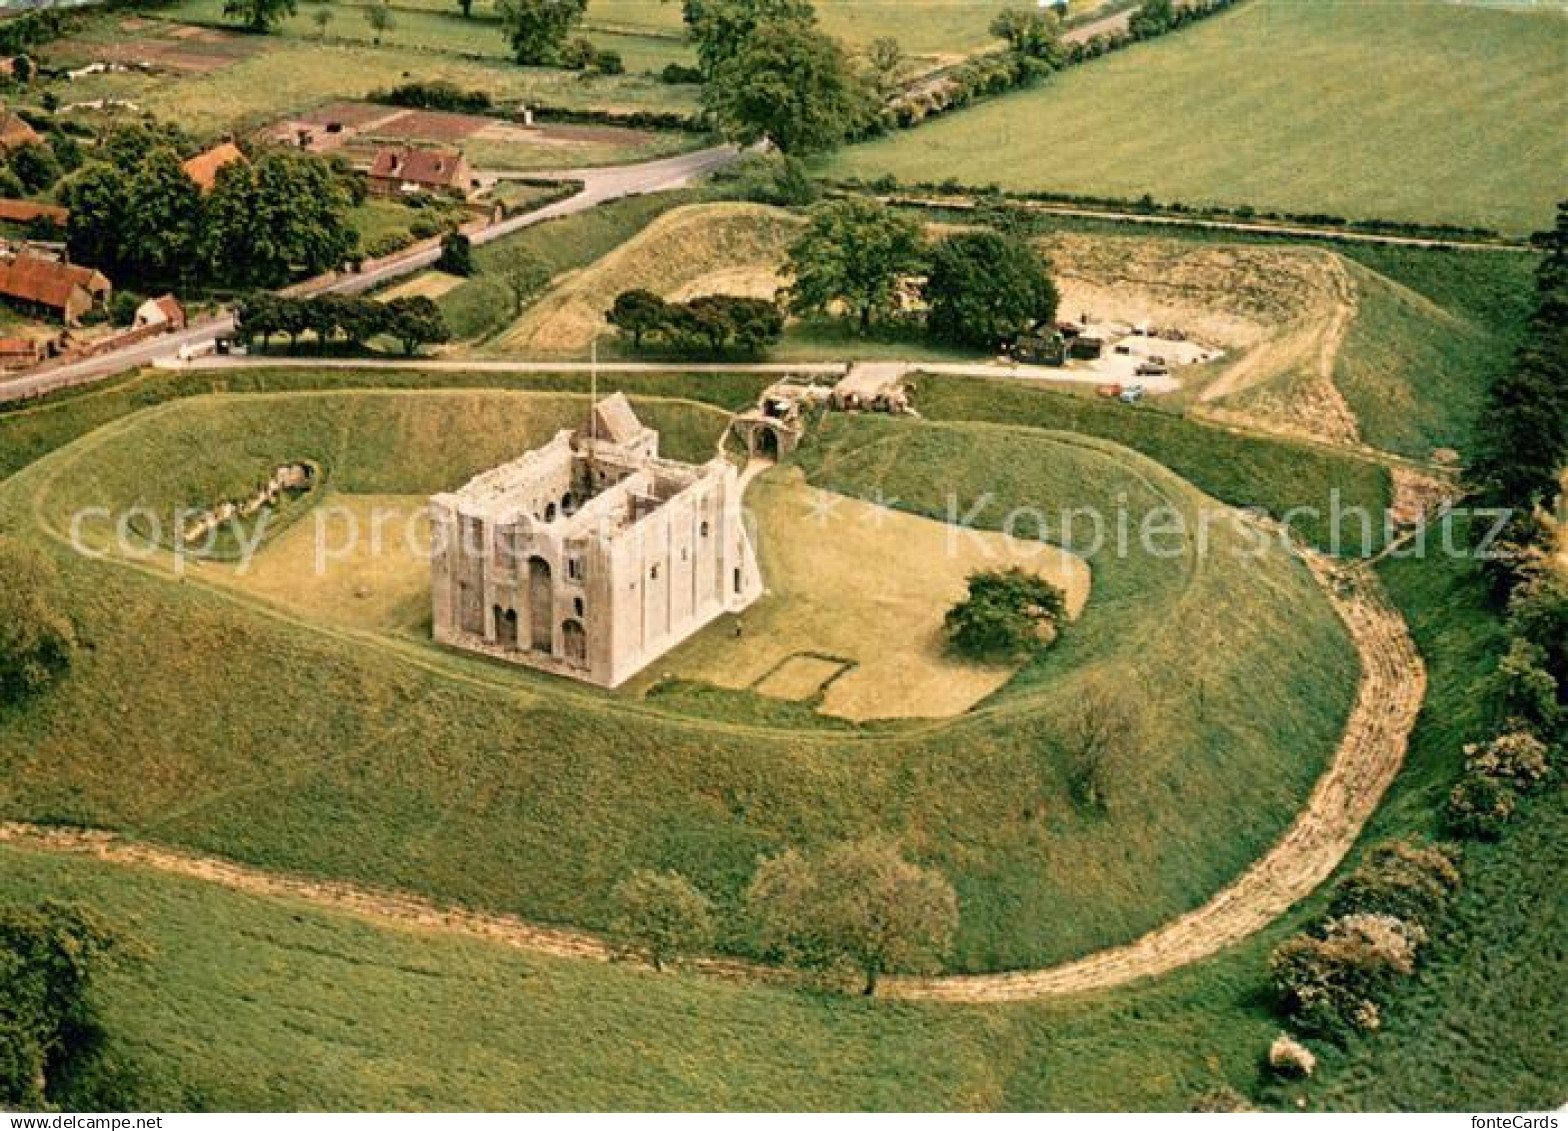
[134,293,187,331]
[182,141,248,194]
[367,146,473,200]
[0,254,111,325]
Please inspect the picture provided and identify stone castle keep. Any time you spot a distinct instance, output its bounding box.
[429,394,762,687]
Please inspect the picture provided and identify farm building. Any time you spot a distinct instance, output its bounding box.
[133,293,186,331]
[430,394,762,688]
[181,141,247,194]
[0,336,42,369]
[367,146,473,200]
[0,253,110,325]
[0,108,40,153]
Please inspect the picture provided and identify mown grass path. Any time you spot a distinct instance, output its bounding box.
[0,551,1421,1002]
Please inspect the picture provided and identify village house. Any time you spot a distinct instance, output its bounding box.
[133,293,186,332]
[181,141,247,194]
[367,146,473,200]
[0,253,111,325]
[430,395,762,688]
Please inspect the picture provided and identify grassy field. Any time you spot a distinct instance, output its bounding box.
[0,389,1355,974]
[827,0,1568,234]
[627,467,1091,720]
[41,14,698,141]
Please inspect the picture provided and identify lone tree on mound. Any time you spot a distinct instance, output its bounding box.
[925,229,1059,349]
[498,0,588,65]
[611,869,715,972]
[0,537,76,705]
[945,567,1066,664]
[787,197,925,332]
[748,837,958,995]
[0,903,120,1108]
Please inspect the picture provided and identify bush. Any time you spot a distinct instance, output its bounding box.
[594,49,625,75]
[1267,1032,1317,1079]
[1445,774,1518,840]
[1464,729,1551,788]
[711,152,819,207]
[372,80,491,113]
[409,216,446,241]
[560,36,597,71]
[436,230,474,276]
[1269,914,1425,1039]
[1328,839,1461,932]
[660,62,703,85]
[108,289,144,328]
[945,567,1066,663]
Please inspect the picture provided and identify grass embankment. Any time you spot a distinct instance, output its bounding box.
[497,202,803,353]
[0,391,1354,974]
[1,540,1554,1112]
[914,375,1392,555]
[1330,245,1536,458]
[826,0,1568,234]
[438,191,707,342]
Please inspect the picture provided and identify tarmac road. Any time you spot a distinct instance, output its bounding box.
[0,145,741,405]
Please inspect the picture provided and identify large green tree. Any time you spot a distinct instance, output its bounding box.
[705,21,872,154]
[944,566,1067,663]
[120,147,204,285]
[786,197,924,330]
[222,0,298,33]
[682,0,816,77]
[0,538,75,705]
[0,903,116,1107]
[610,869,715,972]
[748,837,958,995]
[989,6,1062,61]
[60,160,130,274]
[497,0,588,65]
[925,228,1059,348]
[204,150,358,288]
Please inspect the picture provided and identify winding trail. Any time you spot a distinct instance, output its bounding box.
[0,554,1423,1002]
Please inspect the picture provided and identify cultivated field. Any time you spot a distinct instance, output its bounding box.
[633,468,1091,720]
[41,15,699,140]
[828,0,1568,234]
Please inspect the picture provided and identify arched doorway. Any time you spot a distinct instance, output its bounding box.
[494,605,518,650]
[527,557,553,652]
[561,619,587,667]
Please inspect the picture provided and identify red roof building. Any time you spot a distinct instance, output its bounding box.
[0,254,111,325]
[181,141,248,194]
[367,146,473,199]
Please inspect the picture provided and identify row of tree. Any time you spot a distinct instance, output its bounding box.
[607,290,784,354]
[788,196,1059,344]
[234,291,451,356]
[64,134,358,292]
[613,836,957,996]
